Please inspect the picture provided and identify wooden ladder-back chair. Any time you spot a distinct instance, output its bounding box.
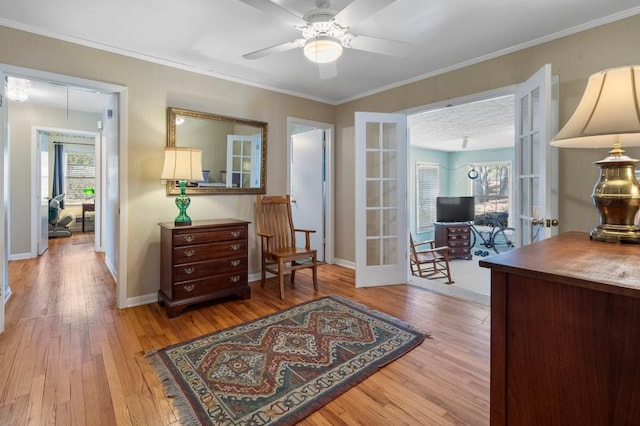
[409,234,454,284]
[256,195,318,299]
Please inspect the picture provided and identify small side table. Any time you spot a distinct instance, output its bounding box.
[82,203,95,232]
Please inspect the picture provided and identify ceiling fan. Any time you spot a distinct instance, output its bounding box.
[238,0,411,78]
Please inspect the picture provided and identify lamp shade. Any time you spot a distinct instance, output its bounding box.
[160,147,204,181]
[551,65,640,148]
[303,35,343,64]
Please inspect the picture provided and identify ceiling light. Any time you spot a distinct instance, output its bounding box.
[303,35,343,64]
[7,77,30,102]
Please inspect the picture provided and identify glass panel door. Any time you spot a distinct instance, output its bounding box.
[514,64,559,246]
[355,112,407,287]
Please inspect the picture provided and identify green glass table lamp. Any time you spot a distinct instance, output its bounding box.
[160,147,203,226]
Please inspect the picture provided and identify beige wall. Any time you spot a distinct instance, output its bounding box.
[2,14,640,300]
[0,26,334,300]
[333,14,640,262]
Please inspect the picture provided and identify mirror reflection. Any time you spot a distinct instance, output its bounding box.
[166,107,267,195]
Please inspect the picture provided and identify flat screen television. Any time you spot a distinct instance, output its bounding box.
[436,196,475,223]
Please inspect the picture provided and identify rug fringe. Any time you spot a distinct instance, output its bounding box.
[146,352,202,425]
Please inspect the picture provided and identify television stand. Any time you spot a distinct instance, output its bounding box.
[434,222,472,260]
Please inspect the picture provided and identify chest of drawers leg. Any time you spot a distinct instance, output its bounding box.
[159,219,251,317]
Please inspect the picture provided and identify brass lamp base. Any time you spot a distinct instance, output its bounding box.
[590,225,640,243]
[590,145,640,244]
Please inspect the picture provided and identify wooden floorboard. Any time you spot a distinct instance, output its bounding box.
[0,233,490,425]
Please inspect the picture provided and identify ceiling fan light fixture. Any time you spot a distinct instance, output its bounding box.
[303,35,343,64]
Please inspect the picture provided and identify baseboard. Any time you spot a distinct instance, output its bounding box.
[126,293,158,308]
[4,286,12,302]
[333,258,354,269]
[9,252,34,261]
[104,257,117,282]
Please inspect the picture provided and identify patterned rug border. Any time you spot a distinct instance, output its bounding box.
[147,295,429,425]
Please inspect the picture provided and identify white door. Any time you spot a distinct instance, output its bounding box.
[514,64,559,246]
[37,131,48,255]
[355,112,407,287]
[226,135,255,188]
[291,129,325,261]
[0,74,7,333]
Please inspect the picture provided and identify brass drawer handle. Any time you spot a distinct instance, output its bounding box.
[183,266,195,275]
[184,249,195,257]
[183,235,195,243]
[230,260,240,267]
[230,276,240,283]
[184,284,195,292]
[231,231,241,238]
[230,244,240,251]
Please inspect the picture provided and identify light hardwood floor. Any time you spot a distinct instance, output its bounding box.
[0,233,490,425]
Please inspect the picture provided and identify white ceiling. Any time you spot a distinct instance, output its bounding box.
[1,0,639,105]
[409,95,515,152]
[3,1,639,153]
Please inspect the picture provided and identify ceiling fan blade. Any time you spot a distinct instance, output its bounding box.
[316,62,338,80]
[236,0,306,27]
[243,39,305,60]
[334,0,396,26]
[345,34,411,57]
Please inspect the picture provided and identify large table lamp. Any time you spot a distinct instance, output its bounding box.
[551,65,640,243]
[161,147,203,226]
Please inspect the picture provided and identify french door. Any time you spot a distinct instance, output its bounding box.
[355,112,407,287]
[354,65,558,288]
[514,64,559,246]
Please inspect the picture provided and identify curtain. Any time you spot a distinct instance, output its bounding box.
[52,143,64,208]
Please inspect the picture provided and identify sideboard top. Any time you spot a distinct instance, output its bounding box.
[480,231,640,298]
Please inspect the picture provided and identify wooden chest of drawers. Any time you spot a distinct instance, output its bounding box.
[159,219,251,317]
[434,222,472,260]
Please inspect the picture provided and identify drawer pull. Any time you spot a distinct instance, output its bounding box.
[183,235,195,243]
[183,249,195,257]
[183,284,195,292]
[230,260,241,267]
[231,231,241,238]
[183,266,195,275]
[230,244,241,251]
[230,275,240,283]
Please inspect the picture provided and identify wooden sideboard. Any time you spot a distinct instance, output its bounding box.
[159,219,251,318]
[480,232,640,425]
[434,222,472,259]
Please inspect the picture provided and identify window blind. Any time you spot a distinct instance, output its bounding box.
[416,163,438,233]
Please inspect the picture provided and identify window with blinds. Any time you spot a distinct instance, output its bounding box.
[65,151,96,205]
[416,162,439,233]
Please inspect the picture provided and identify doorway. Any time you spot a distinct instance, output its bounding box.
[0,65,128,335]
[406,92,515,302]
[287,117,334,264]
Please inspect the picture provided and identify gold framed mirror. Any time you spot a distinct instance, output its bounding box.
[166,107,267,195]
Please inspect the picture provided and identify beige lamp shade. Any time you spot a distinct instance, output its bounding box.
[551,65,640,148]
[160,147,204,181]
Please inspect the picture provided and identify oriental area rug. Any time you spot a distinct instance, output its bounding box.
[147,295,428,425]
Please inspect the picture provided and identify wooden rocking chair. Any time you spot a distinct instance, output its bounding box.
[255,195,318,299]
[409,234,454,284]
